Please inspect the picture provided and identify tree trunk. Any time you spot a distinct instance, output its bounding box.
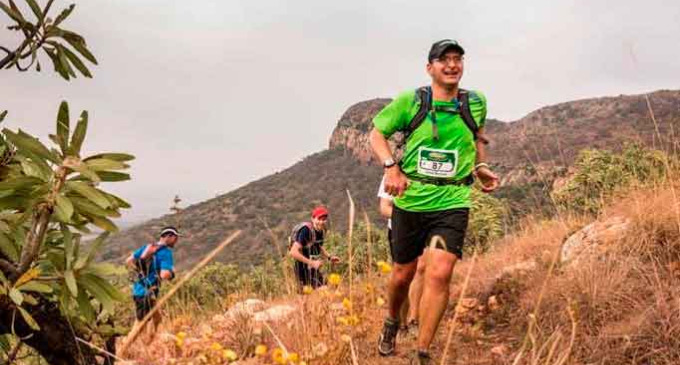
[0,298,97,365]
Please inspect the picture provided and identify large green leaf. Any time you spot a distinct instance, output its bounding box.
[74,231,109,271]
[3,129,60,164]
[24,0,42,19]
[0,176,43,192]
[84,153,135,162]
[70,111,88,155]
[0,2,25,24]
[62,224,74,269]
[0,232,19,261]
[47,251,65,272]
[85,158,128,171]
[63,35,97,65]
[56,44,76,78]
[95,171,131,182]
[65,181,110,209]
[70,196,119,220]
[18,281,53,294]
[76,288,96,323]
[56,101,70,154]
[63,157,100,182]
[44,46,69,80]
[54,194,74,222]
[90,216,118,233]
[17,306,40,331]
[64,269,78,297]
[52,4,75,27]
[61,46,92,78]
[22,293,38,306]
[9,288,23,305]
[83,262,123,277]
[69,195,108,217]
[78,274,121,314]
[17,155,51,182]
[102,191,132,209]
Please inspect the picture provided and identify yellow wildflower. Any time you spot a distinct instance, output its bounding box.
[376,297,386,306]
[272,348,286,364]
[377,261,392,274]
[342,297,352,311]
[328,273,341,286]
[347,315,360,326]
[302,285,313,295]
[210,342,223,351]
[222,349,238,362]
[255,344,268,356]
[287,352,300,363]
[336,316,349,326]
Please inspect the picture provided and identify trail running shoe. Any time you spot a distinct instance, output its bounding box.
[378,317,400,356]
[410,350,432,365]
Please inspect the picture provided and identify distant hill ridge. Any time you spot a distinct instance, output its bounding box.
[101,89,680,269]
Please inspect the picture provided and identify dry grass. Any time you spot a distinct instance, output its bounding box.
[122,181,680,365]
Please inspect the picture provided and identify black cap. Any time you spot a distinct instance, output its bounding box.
[428,39,465,63]
[160,226,179,237]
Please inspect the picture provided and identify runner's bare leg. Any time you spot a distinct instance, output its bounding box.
[417,248,457,350]
[387,261,418,320]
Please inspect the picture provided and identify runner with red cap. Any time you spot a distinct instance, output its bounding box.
[288,206,340,290]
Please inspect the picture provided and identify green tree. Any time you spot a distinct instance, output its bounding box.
[1,2,131,364]
[0,0,96,78]
[552,144,669,214]
[467,188,507,254]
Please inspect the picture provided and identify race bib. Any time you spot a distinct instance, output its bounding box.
[417,147,458,178]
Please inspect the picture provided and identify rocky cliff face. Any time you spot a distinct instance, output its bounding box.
[328,90,680,184]
[328,98,391,164]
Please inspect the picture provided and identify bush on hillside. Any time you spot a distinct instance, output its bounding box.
[552,144,669,214]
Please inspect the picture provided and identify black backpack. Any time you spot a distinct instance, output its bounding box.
[288,222,315,250]
[402,86,488,144]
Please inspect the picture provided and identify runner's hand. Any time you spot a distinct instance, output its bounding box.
[475,166,500,193]
[385,166,409,197]
[310,260,323,270]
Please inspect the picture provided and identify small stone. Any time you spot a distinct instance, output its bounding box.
[491,344,509,357]
[460,298,479,309]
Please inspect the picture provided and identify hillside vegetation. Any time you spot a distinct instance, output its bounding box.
[122,158,680,364]
[103,90,680,271]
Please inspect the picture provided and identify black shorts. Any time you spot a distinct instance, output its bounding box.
[134,295,156,321]
[294,262,325,289]
[391,206,469,264]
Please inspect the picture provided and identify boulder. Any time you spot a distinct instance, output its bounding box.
[560,216,630,263]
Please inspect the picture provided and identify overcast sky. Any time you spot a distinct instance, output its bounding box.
[2,0,679,224]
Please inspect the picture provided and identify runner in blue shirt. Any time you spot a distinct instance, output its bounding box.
[126,226,178,327]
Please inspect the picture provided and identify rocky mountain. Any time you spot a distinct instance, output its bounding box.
[101,90,680,269]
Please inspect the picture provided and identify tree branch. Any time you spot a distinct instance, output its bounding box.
[0,0,54,70]
[13,166,67,282]
[0,258,18,279]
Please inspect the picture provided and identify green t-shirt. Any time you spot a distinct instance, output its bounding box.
[373,89,487,212]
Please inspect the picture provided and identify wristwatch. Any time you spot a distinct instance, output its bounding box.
[383,158,396,169]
